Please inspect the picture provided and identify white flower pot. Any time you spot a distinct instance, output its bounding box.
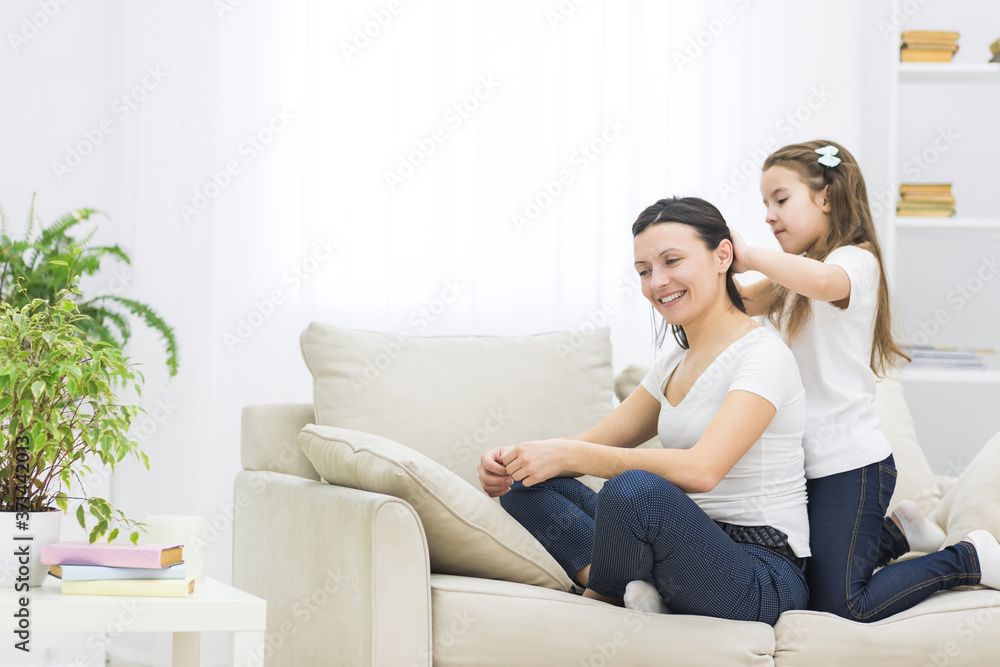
[0,509,62,588]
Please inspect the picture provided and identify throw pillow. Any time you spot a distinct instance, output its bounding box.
[299,323,614,491]
[298,424,575,592]
[930,430,1000,546]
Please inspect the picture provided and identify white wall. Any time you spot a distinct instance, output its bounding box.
[1,1,998,663]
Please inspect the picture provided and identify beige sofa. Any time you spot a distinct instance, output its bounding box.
[233,324,1000,666]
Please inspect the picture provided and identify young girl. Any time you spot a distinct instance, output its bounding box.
[478,197,811,625]
[732,139,1000,622]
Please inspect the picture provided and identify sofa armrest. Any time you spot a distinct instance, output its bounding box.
[233,470,432,666]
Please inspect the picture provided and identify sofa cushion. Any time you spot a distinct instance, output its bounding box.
[299,323,614,490]
[930,430,1000,547]
[428,574,776,666]
[298,424,574,592]
[773,588,1000,665]
[613,365,936,509]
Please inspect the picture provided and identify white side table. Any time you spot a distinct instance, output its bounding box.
[0,575,266,666]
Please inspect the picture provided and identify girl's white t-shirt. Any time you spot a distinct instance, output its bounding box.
[639,327,810,558]
[786,245,893,479]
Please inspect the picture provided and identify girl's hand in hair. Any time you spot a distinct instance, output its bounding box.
[730,229,752,274]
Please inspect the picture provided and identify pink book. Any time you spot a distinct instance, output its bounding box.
[41,541,184,569]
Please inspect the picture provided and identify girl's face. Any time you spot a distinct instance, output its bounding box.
[760,165,831,257]
[633,222,731,327]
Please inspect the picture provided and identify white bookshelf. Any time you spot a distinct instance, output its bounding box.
[898,62,1000,84]
[892,216,1000,230]
[885,34,1000,387]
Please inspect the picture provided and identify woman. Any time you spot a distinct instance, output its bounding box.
[477,196,810,625]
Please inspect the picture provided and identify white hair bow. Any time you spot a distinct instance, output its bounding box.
[815,146,841,168]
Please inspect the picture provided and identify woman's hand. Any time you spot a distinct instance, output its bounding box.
[730,230,752,274]
[478,447,513,497]
[502,439,579,487]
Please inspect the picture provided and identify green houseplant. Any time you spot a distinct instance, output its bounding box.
[0,201,178,377]
[0,290,148,541]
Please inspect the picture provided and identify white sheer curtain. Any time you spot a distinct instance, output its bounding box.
[3,0,887,662]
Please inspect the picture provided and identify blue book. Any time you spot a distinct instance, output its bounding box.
[50,562,187,581]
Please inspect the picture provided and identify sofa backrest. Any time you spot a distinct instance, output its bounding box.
[298,323,615,490]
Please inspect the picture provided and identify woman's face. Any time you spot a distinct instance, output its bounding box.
[760,165,830,257]
[633,222,730,327]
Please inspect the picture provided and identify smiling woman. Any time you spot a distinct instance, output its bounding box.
[477,196,812,626]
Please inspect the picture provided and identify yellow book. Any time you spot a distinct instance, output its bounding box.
[901,30,960,44]
[61,577,195,598]
[901,47,957,63]
[896,208,956,217]
[900,183,952,195]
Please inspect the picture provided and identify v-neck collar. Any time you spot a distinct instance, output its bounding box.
[660,326,763,408]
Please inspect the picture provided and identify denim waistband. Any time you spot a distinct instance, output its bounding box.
[715,521,806,570]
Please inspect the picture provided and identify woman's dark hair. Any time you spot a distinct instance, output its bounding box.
[632,196,746,349]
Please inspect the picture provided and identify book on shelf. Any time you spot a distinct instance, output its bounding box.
[49,562,188,581]
[897,183,955,217]
[900,183,952,195]
[902,30,961,44]
[41,541,183,569]
[61,577,196,598]
[900,192,956,205]
[901,47,959,63]
[904,345,995,371]
[900,30,959,62]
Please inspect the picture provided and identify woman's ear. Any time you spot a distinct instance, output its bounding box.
[717,238,734,273]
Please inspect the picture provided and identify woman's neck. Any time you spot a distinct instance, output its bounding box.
[681,300,757,353]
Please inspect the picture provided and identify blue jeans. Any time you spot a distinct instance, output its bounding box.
[806,454,981,622]
[499,470,808,625]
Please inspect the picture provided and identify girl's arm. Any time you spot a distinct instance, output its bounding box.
[503,389,777,493]
[736,278,775,317]
[731,231,851,306]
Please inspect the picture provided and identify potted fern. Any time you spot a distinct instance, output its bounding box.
[0,291,148,586]
[0,200,178,377]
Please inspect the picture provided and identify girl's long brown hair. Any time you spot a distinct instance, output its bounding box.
[760,140,909,376]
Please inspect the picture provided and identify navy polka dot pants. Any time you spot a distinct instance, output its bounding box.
[500,470,808,625]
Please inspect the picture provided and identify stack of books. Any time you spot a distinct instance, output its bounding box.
[991,36,1000,63]
[905,345,996,371]
[896,183,955,217]
[41,541,193,597]
[900,30,960,62]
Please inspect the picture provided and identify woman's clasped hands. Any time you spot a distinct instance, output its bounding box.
[477,439,582,497]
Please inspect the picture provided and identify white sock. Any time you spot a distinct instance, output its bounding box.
[964,530,1000,590]
[894,500,946,553]
[623,580,669,614]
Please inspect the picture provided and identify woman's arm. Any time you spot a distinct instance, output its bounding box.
[571,383,661,448]
[503,389,777,493]
[479,384,660,497]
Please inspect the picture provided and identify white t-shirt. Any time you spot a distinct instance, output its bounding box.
[786,245,892,479]
[639,327,810,558]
